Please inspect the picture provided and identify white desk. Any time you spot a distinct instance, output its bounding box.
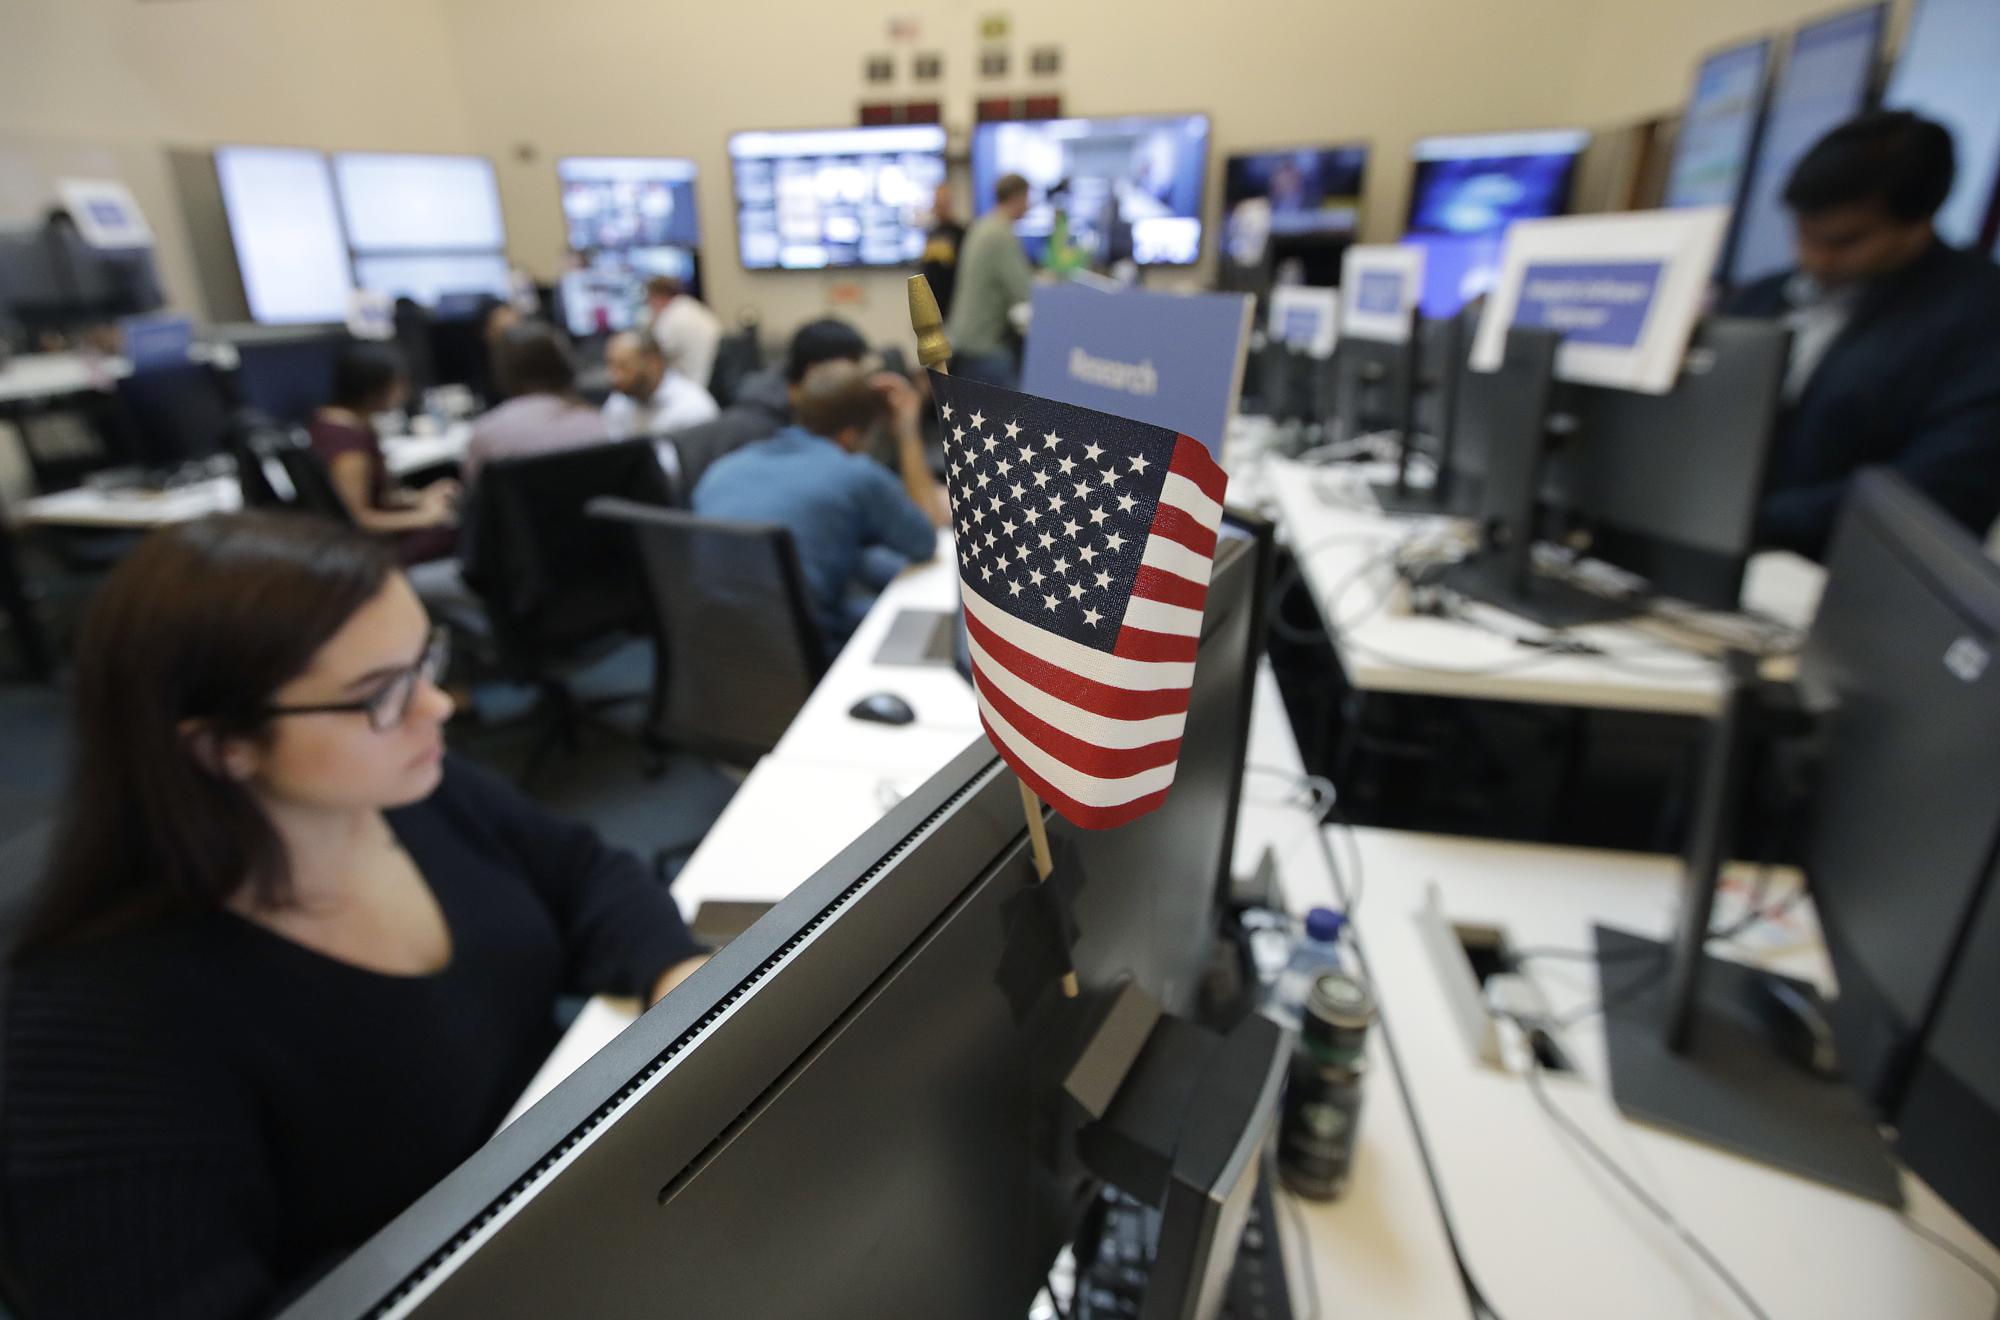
[0,351,114,406]
[382,422,472,478]
[1348,827,2000,1318]
[1263,455,1826,717]
[12,474,241,529]
[769,531,983,777]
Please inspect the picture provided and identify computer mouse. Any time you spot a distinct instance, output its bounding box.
[849,692,916,726]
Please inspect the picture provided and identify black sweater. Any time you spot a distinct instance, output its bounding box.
[1726,240,2000,560]
[1,756,704,1320]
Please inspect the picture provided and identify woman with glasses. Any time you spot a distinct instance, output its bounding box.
[2,512,707,1320]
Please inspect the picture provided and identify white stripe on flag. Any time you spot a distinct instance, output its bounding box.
[962,588,1195,691]
[967,635,1189,748]
[1138,536,1214,586]
[1160,472,1225,530]
[1122,596,1204,638]
[975,686,1179,808]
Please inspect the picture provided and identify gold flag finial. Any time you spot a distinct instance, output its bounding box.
[907,275,952,371]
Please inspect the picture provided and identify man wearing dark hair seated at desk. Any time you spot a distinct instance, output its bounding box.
[1725,110,2000,560]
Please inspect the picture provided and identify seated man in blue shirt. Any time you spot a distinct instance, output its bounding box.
[693,360,948,648]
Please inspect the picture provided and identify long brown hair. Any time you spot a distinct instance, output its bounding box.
[11,512,397,960]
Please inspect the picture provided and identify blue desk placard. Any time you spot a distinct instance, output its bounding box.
[1355,271,1404,316]
[1021,284,1252,455]
[120,314,194,373]
[1513,261,1665,348]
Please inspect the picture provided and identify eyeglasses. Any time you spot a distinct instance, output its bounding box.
[263,627,451,733]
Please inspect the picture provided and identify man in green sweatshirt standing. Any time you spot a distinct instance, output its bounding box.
[945,172,1034,387]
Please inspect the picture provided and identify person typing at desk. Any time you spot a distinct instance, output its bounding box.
[692,361,947,649]
[0,513,707,1320]
[309,342,460,564]
[1726,111,2000,560]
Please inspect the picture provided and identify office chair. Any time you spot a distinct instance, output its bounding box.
[705,322,763,409]
[460,441,674,786]
[269,438,359,526]
[224,414,308,510]
[588,498,828,770]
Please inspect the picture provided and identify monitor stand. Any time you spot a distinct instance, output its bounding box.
[1594,925,1902,1206]
[1441,325,1631,629]
[1593,656,1901,1207]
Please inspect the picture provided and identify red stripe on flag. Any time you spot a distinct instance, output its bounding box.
[1152,504,1218,559]
[1169,436,1229,505]
[1113,626,1201,663]
[972,657,1184,781]
[964,607,1192,720]
[983,712,1175,830]
[1132,565,1211,611]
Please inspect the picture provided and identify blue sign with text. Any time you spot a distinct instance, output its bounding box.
[1355,270,1405,315]
[1513,260,1664,348]
[120,314,194,374]
[1021,284,1251,454]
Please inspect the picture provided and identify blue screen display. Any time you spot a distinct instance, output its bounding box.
[1406,132,1587,237]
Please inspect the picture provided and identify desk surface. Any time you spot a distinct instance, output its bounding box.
[1264,455,1826,716]
[1349,826,2000,1318]
[9,423,470,530]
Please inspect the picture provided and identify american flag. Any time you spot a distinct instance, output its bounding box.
[930,371,1229,830]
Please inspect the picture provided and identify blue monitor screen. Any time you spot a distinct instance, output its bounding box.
[1403,232,1507,319]
[1665,37,1775,210]
[728,125,946,270]
[1222,144,1369,241]
[970,114,1212,267]
[559,157,700,250]
[1404,129,1589,238]
[1728,4,1887,285]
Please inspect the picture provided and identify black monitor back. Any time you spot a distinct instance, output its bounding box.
[281,527,1269,1320]
[232,332,348,426]
[1798,472,2000,1119]
[1540,317,1787,608]
[113,362,235,466]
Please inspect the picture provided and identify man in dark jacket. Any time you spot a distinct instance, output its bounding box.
[667,318,872,494]
[1725,111,2000,560]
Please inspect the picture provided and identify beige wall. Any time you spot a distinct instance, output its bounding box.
[0,0,1915,343]
[0,0,475,314]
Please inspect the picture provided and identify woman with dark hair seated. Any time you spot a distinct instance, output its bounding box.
[1,513,707,1319]
[308,341,461,564]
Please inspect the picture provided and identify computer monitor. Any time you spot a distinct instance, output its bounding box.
[113,363,234,467]
[214,145,355,326]
[557,246,699,340]
[0,221,161,334]
[1665,34,1777,280]
[1665,37,1777,212]
[1884,0,2000,248]
[557,157,700,250]
[229,331,349,426]
[1592,470,2000,1212]
[970,114,1213,268]
[1222,144,1368,248]
[1402,129,1589,316]
[333,153,507,253]
[280,521,1272,1320]
[727,125,947,270]
[1538,317,1790,610]
[1726,3,1889,286]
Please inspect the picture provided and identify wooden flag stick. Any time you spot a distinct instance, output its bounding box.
[909,274,1079,1000]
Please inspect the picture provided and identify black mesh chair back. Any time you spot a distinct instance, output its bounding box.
[272,438,358,526]
[588,497,827,765]
[462,441,674,676]
[706,323,763,409]
[225,414,305,509]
